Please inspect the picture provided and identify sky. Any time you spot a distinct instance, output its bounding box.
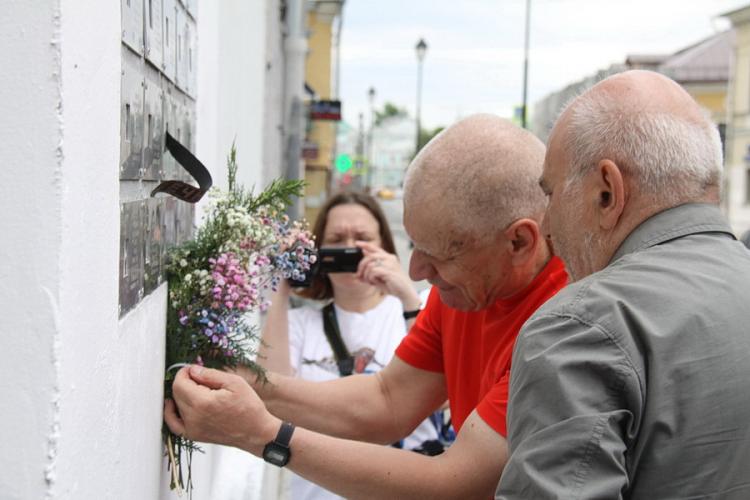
[337,0,749,130]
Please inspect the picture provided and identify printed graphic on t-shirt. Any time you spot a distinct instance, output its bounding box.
[302,347,383,375]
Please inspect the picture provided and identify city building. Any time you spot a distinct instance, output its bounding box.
[531,63,625,143]
[532,30,733,145]
[723,5,750,236]
[370,114,418,191]
[303,1,345,224]
[531,28,745,235]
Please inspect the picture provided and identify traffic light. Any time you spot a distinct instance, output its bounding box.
[335,154,353,173]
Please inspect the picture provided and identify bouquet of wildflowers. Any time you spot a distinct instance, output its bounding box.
[162,146,315,496]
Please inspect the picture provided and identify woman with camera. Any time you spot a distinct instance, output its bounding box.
[258,191,443,500]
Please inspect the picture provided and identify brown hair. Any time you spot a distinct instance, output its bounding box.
[296,191,397,301]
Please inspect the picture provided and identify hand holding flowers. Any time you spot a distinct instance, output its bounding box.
[162,146,314,496]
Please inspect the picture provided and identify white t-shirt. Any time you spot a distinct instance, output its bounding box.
[287,295,439,500]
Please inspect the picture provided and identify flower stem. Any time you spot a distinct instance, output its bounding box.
[167,433,184,497]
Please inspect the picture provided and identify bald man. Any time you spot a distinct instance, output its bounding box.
[497,71,750,499]
[165,115,568,498]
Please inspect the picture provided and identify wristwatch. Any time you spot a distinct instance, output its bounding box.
[263,421,295,467]
[403,308,420,320]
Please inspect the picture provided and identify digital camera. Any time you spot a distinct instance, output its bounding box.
[290,247,363,287]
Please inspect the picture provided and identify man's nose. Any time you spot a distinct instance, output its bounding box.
[409,249,435,282]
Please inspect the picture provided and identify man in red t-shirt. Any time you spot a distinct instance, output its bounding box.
[166,114,568,498]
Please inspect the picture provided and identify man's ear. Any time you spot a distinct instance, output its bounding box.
[595,159,625,231]
[503,219,541,265]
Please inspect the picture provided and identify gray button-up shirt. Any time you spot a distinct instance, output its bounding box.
[497,203,750,499]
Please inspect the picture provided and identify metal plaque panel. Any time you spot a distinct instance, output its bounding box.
[120,48,145,180]
[179,94,197,182]
[175,4,189,94]
[163,195,194,247]
[163,197,178,247]
[143,198,166,294]
[171,90,189,182]
[144,0,163,68]
[162,0,177,82]
[119,200,145,316]
[142,65,164,180]
[185,16,197,98]
[175,199,195,245]
[119,0,196,315]
[121,0,144,55]
[161,84,180,181]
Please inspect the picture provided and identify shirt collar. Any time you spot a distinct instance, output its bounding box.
[610,203,735,264]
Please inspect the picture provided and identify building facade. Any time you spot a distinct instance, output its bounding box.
[370,114,418,190]
[303,1,345,224]
[724,5,750,236]
[531,29,745,235]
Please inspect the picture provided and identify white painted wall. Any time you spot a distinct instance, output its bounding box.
[0,1,276,499]
[263,0,287,184]
[58,0,166,497]
[0,0,169,498]
[0,1,65,498]
[197,1,267,192]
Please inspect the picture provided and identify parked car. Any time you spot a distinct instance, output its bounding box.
[376,188,395,200]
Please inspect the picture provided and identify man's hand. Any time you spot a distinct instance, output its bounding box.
[164,365,280,455]
[226,363,275,399]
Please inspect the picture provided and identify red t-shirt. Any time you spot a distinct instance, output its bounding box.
[395,256,567,436]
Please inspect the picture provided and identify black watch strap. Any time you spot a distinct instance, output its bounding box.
[263,421,295,467]
[275,421,295,446]
[403,308,420,320]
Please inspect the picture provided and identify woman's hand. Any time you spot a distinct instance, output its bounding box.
[355,241,421,312]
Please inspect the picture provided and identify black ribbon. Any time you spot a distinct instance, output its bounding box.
[150,131,213,203]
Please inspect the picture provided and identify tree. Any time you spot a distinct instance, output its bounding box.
[375,102,408,125]
[418,126,444,151]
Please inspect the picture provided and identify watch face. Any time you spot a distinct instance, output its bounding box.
[263,442,290,467]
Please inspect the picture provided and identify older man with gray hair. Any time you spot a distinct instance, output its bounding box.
[165,114,568,498]
[497,70,750,499]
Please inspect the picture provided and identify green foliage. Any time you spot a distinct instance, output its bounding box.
[418,125,444,151]
[375,102,408,125]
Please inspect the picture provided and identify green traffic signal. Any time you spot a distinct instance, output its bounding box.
[335,154,353,173]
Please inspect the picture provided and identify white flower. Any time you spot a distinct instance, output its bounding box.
[180,259,188,267]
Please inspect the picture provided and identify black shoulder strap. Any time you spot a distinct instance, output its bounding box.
[322,303,354,376]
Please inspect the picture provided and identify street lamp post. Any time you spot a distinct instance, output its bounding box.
[415,38,428,154]
[367,86,376,189]
[521,0,531,129]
